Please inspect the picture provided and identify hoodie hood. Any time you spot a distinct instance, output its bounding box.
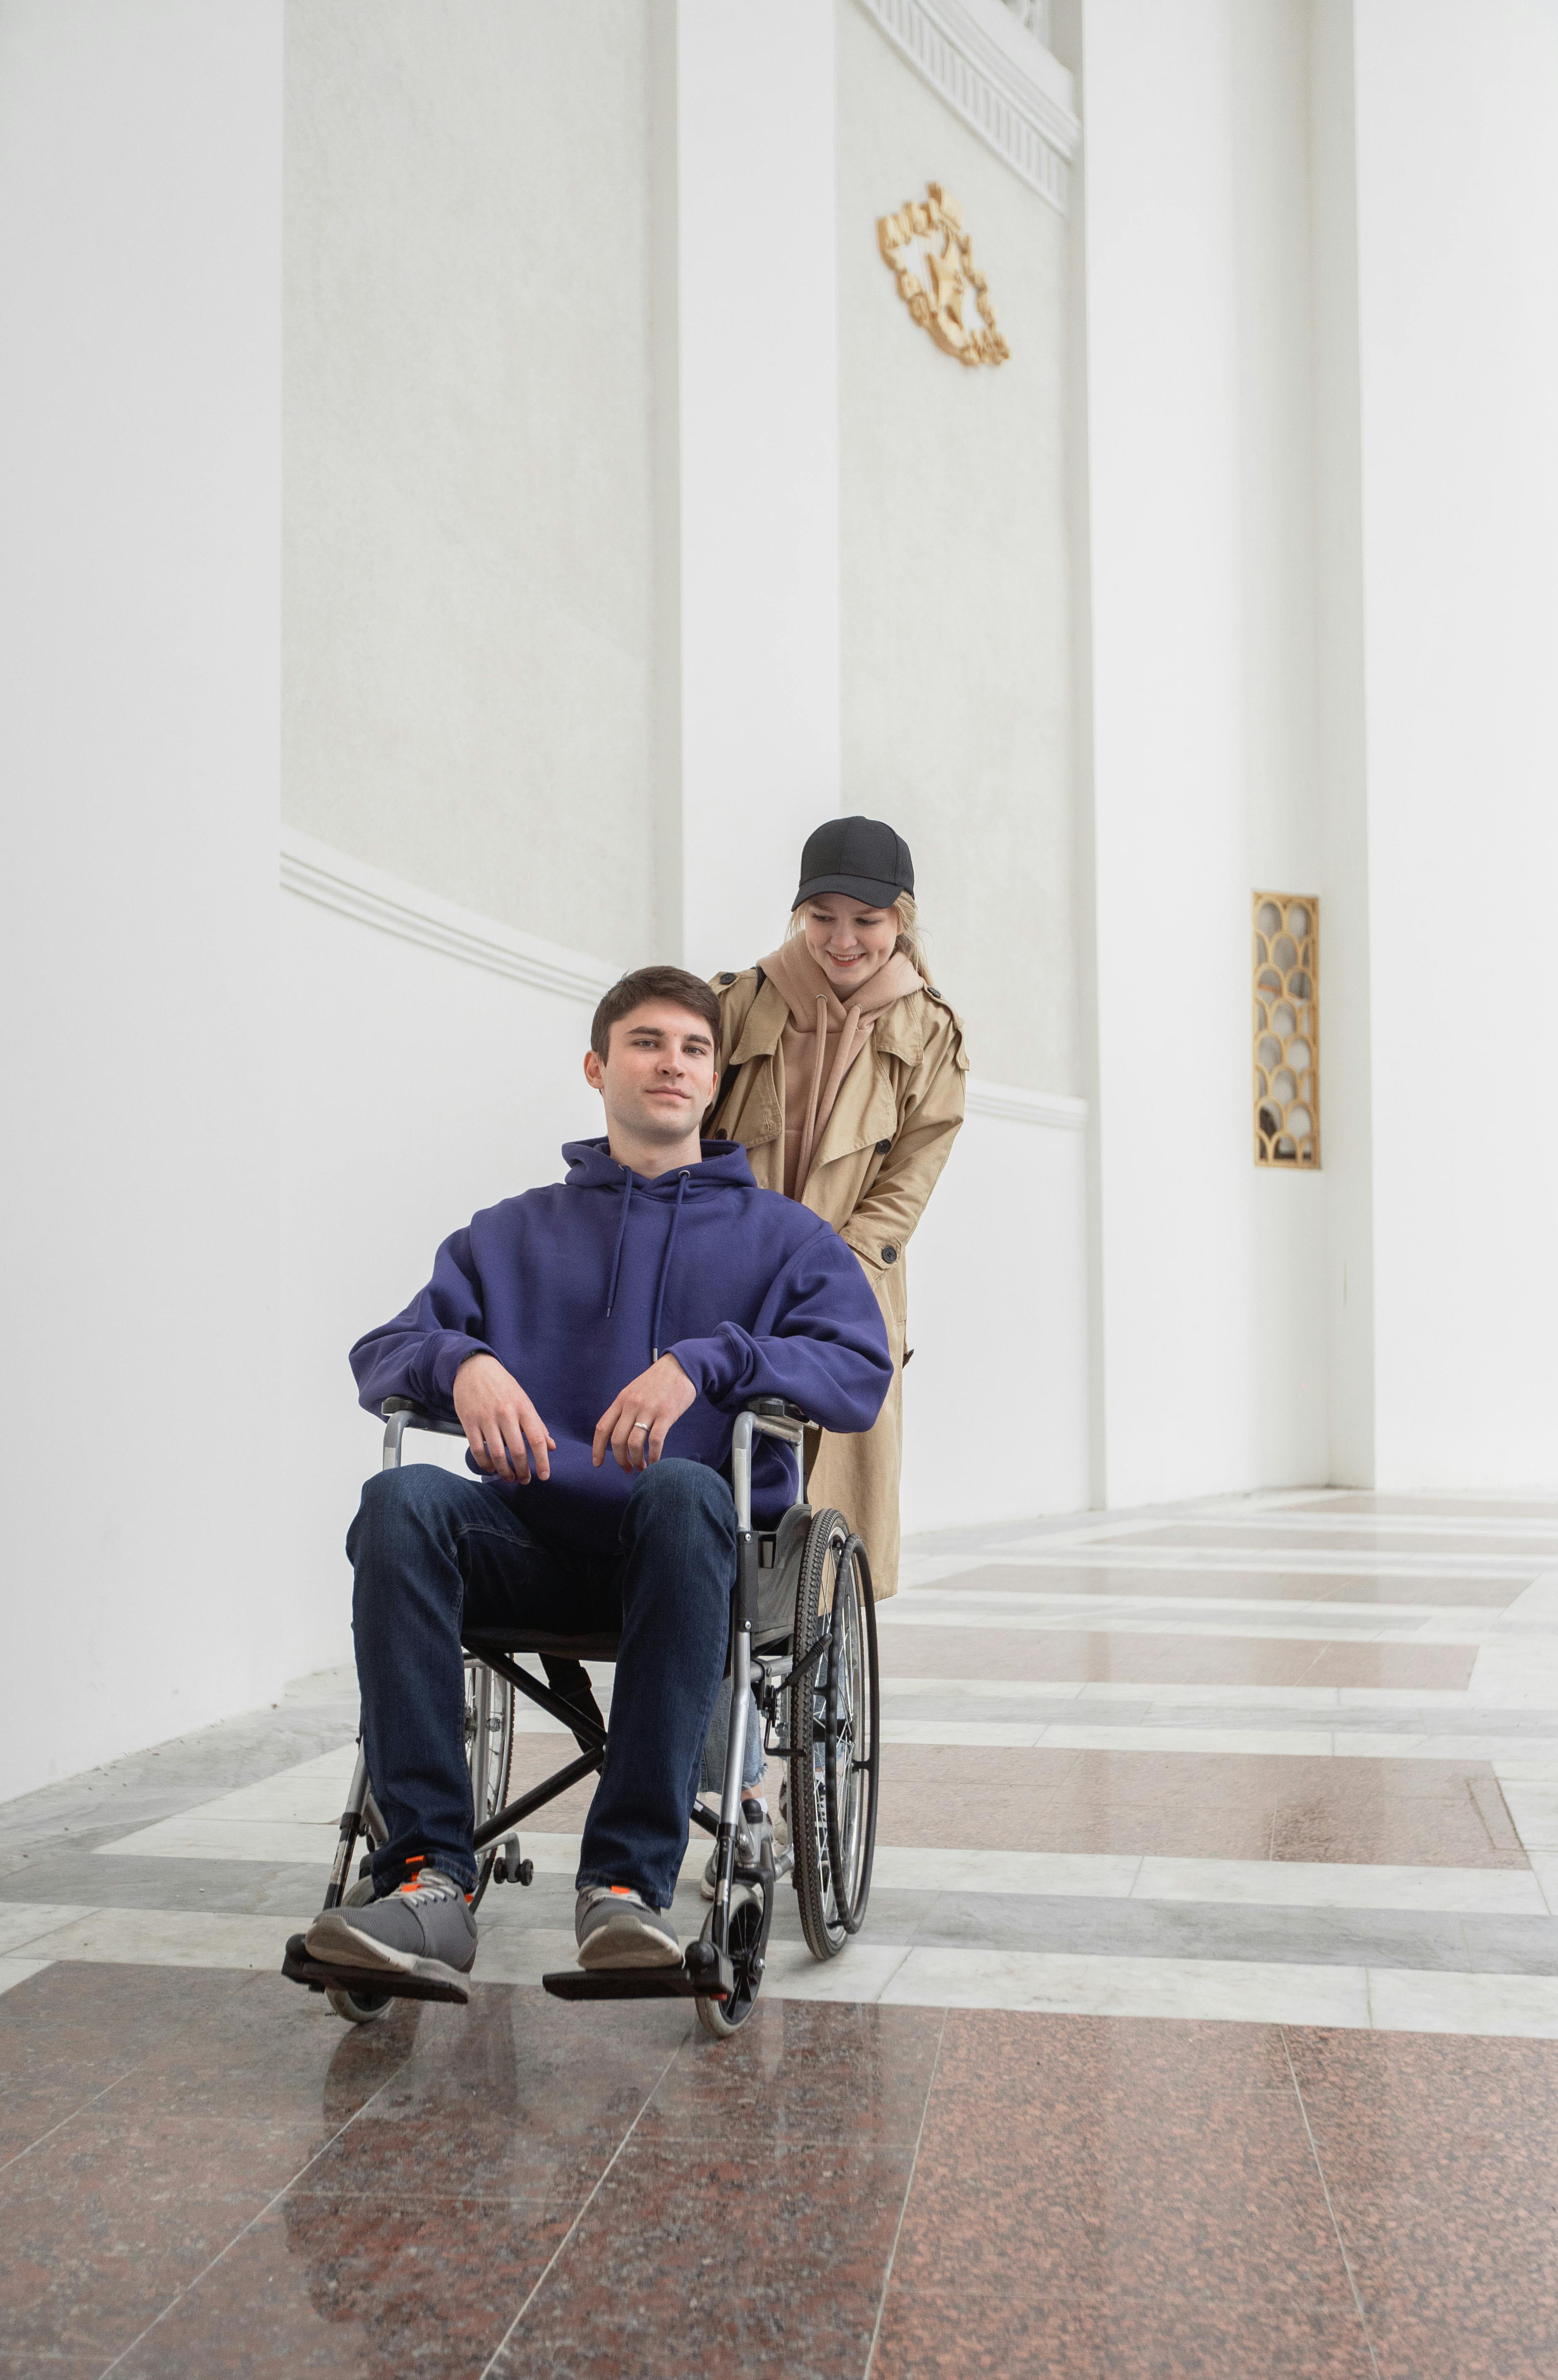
[560,1137,759,1194]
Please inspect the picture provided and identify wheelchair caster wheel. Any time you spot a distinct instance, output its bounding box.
[695,1884,767,2041]
[325,1982,393,2026]
[498,1837,533,1886]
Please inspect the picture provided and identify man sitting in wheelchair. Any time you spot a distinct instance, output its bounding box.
[303,964,891,1999]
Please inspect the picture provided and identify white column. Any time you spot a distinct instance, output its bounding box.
[1346,0,1558,1487]
[657,0,842,978]
[1074,0,1261,1506]
[0,0,282,1796]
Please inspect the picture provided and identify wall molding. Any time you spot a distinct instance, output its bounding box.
[281,832,1090,1131]
[853,0,1080,214]
[280,828,617,1007]
[967,1076,1088,1131]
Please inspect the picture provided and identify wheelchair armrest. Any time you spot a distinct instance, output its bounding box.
[746,1395,811,1425]
[381,1396,466,1439]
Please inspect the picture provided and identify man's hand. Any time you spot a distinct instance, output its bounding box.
[593,1352,696,1473]
[453,1353,555,1484]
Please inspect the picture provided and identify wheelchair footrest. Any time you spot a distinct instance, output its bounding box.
[281,1933,471,2006]
[542,1941,734,2003]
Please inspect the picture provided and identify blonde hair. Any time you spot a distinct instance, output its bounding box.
[787,889,929,979]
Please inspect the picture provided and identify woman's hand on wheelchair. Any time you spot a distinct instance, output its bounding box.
[453,1352,557,1483]
[593,1354,696,1474]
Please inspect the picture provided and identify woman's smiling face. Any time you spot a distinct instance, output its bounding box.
[800,895,900,996]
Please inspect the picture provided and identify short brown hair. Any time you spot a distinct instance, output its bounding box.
[589,966,722,1062]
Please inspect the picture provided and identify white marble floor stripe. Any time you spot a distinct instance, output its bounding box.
[879,1718,1558,1762]
[880,1592,1509,1643]
[949,1546,1543,1580]
[1060,1516,1558,1548]
[0,1959,52,2000]
[880,1676,1557,1716]
[5,1904,1556,2037]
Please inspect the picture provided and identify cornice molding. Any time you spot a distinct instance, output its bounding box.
[852,0,1080,214]
[967,1076,1088,1131]
[280,827,617,1007]
[280,832,1089,1129]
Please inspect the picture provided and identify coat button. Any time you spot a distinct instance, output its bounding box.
[875,1138,891,1155]
[926,987,941,1000]
[881,1244,899,1263]
[719,972,737,985]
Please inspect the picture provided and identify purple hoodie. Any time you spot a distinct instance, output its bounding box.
[349,1137,892,1557]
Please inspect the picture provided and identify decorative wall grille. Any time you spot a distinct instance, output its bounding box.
[1253,893,1320,1167]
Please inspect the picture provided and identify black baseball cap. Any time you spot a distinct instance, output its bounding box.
[792,815,915,910]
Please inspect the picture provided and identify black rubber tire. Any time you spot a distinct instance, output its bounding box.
[789,1510,854,1960]
[695,1885,767,2040]
[325,1982,393,2025]
[823,1535,879,1938]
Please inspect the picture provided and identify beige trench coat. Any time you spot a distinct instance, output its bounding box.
[707,967,968,1596]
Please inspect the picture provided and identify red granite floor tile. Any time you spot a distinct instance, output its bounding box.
[491,2138,916,2380]
[876,1627,1476,1691]
[0,1958,254,2165]
[875,1746,1528,1865]
[111,2190,564,2380]
[918,1563,1518,1606]
[1287,2028,1558,2380]
[0,2099,303,2367]
[301,1984,688,2203]
[638,1997,943,2148]
[871,2011,1375,2380]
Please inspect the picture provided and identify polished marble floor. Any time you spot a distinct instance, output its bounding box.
[3,1487,1558,2375]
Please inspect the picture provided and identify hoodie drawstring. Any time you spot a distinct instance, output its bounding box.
[650,1170,689,1363]
[604,1171,634,1318]
[606,1164,691,1365]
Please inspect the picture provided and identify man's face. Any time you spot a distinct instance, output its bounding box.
[584,1001,717,1145]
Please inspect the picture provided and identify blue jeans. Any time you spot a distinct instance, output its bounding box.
[347,1458,737,1909]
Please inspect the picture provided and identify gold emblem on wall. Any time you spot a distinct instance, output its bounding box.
[877,184,1009,368]
[1253,893,1320,1167]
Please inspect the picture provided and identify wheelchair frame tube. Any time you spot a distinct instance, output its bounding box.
[714,1409,809,1925]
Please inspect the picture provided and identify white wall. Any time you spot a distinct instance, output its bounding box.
[1349,0,1558,1487]
[0,0,283,1797]
[665,0,844,980]
[901,1106,1091,1531]
[277,840,609,1679]
[835,0,1079,1095]
[284,0,658,963]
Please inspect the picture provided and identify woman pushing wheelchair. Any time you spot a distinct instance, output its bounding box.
[708,815,967,1601]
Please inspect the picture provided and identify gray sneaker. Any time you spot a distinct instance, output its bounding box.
[306,1864,478,1989]
[575,1885,682,1969]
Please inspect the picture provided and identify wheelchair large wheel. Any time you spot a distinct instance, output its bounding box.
[464,1657,515,1910]
[789,1511,880,1960]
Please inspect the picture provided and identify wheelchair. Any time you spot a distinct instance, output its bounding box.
[282,1394,881,2040]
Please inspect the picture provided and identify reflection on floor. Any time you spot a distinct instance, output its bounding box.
[2,1486,1557,2375]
